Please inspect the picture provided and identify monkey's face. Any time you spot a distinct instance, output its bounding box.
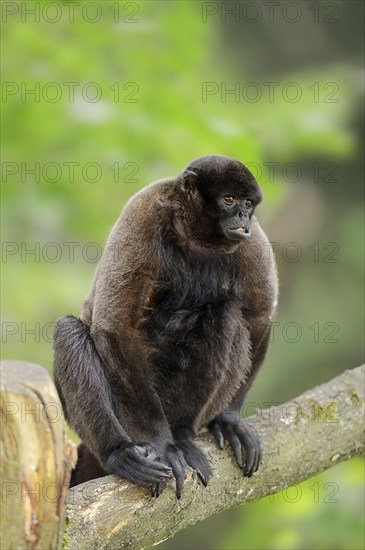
[181,155,262,246]
[216,194,256,241]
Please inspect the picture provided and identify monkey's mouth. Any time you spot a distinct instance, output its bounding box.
[227,226,251,239]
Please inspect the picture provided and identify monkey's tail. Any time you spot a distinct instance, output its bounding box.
[70,443,106,487]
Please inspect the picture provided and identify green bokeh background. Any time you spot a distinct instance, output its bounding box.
[1,1,364,549]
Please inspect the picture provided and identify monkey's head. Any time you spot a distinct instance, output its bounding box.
[178,155,262,248]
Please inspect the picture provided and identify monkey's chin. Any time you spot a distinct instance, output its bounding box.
[225,226,251,241]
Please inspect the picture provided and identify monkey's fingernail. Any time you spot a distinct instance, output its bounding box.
[198,473,208,486]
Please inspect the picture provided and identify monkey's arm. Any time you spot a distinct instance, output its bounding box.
[208,322,271,476]
[209,224,278,476]
[224,220,278,413]
[89,311,187,495]
[54,191,187,496]
[229,320,273,409]
[54,315,174,490]
[88,207,172,439]
[92,244,188,494]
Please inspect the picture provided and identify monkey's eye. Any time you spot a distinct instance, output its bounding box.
[224,196,235,205]
[244,199,252,208]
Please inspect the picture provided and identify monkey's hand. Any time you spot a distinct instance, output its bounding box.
[104,443,175,490]
[208,412,261,477]
[105,442,187,499]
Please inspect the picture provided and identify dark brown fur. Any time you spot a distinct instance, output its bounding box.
[53,155,278,497]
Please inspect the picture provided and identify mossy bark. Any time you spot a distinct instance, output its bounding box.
[64,365,365,550]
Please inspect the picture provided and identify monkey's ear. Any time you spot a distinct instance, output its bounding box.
[180,169,198,194]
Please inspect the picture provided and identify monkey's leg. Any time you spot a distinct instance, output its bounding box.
[53,316,175,490]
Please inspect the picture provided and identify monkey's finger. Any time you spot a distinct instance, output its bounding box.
[243,449,254,477]
[166,448,187,499]
[211,423,224,449]
[177,440,212,487]
[252,445,261,474]
[105,448,172,488]
[128,451,173,473]
[253,451,260,475]
[236,430,260,476]
[196,468,209,487]
[246,440,261,476]
[128,465,172,486]
[194,460,211,487]
[174,469,186,499]
[227,432,243,468]
[123,453,173,485]
[117,463,171,488]
[169,460,186,499]
[151,480,167,498]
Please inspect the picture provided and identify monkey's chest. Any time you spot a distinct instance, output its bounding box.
[142,273,250,428]
[146,294,237,359]
[144,270,239,362]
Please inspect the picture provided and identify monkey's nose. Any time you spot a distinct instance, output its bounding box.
[238,211,244,218]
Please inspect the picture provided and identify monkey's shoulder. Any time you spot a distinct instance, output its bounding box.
[92,180,173,272]
[82,180,178,326]
[120,178,176,226]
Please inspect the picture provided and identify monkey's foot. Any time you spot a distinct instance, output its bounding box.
[208,415,261,477]
[176,438,212,487]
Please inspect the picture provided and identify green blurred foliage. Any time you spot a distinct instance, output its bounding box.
[1,1,364,549]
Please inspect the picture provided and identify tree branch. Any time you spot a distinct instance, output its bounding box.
[65,365,365,550]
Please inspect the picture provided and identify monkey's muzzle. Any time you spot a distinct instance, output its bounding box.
[226,225,251,239]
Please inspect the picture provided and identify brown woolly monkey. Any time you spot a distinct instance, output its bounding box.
[53,155,278,498]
